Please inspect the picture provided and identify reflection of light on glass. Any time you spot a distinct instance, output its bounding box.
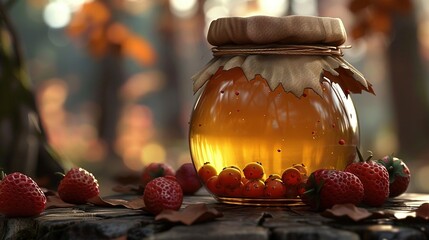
[170,0,198,18]
[259,0,288,16]
[140,142,166,166]
[291,0,317,16]
[43,1,72,29]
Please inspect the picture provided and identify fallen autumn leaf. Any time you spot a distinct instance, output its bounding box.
[155,203,223,225]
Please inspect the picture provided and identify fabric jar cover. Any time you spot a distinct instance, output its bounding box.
[192,15,374,97]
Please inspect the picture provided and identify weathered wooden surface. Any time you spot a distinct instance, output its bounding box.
[1,193,429,240]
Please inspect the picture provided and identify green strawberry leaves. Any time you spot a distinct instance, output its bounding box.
[303,173,325,210]
[356,147,373,163]
[149,165,166,179]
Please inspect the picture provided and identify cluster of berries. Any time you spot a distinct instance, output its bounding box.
[0,153,411,217]
[141,162,203,215]
[0,162,202,217]
[0,168,99,217]
[198,162,308,199]
[302,150,411,210]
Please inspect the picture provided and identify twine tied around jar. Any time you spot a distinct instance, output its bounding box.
[212,45,351,57]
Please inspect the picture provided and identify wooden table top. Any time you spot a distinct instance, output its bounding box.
[2,192,429,240]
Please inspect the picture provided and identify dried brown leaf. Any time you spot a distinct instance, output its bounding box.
[87,196,146,210]
[323,68,375,95]
[322,204,372,221]
[322,204,395,222]
[416,203,429,220]
[155,204,223,225]
[45,195,76,209]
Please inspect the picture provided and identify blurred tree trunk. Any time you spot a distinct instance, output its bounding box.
[0,3,64,188]
[388,13,429,158]
[96,1,124,159]
[96,44,124,158]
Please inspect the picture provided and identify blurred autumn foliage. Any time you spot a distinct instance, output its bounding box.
[63,0,159,159]
[348,0,413,39]
[67,0,155,66]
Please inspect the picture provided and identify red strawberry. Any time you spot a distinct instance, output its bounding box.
[143,176,183,215]
[0,172,46,217]
[141,163,175,187]
[302,169,364,210]
[345,149,389,207]
[175,163,202,195]
[58,168,100,204]
[376,155,411,198]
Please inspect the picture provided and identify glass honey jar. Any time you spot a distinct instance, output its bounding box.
[189,16,374,205]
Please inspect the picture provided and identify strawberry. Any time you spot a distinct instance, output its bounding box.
[345,149,390,207]
[175,163,202,195]
[58,168,100,204]
[141,163,175,188]
[302,169,364,210]
[143,176,183,215]
[0,172,46,217]
[376,155,411,198]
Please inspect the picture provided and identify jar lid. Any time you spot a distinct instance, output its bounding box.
[207,15,347,46]
[193,16,374,97]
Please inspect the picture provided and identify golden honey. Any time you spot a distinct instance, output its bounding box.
[189,67,359,201]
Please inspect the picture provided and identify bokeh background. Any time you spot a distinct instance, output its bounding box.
[5,0,429,194]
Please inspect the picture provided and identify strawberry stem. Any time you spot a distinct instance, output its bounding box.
[304,188,315,195]
[356,147,373,162]
[356,147,364,162]
[55,172,66,177]
[366,151,373,162]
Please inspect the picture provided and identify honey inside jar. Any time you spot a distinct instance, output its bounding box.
[190,67,359,190]
[190,16,374,204]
